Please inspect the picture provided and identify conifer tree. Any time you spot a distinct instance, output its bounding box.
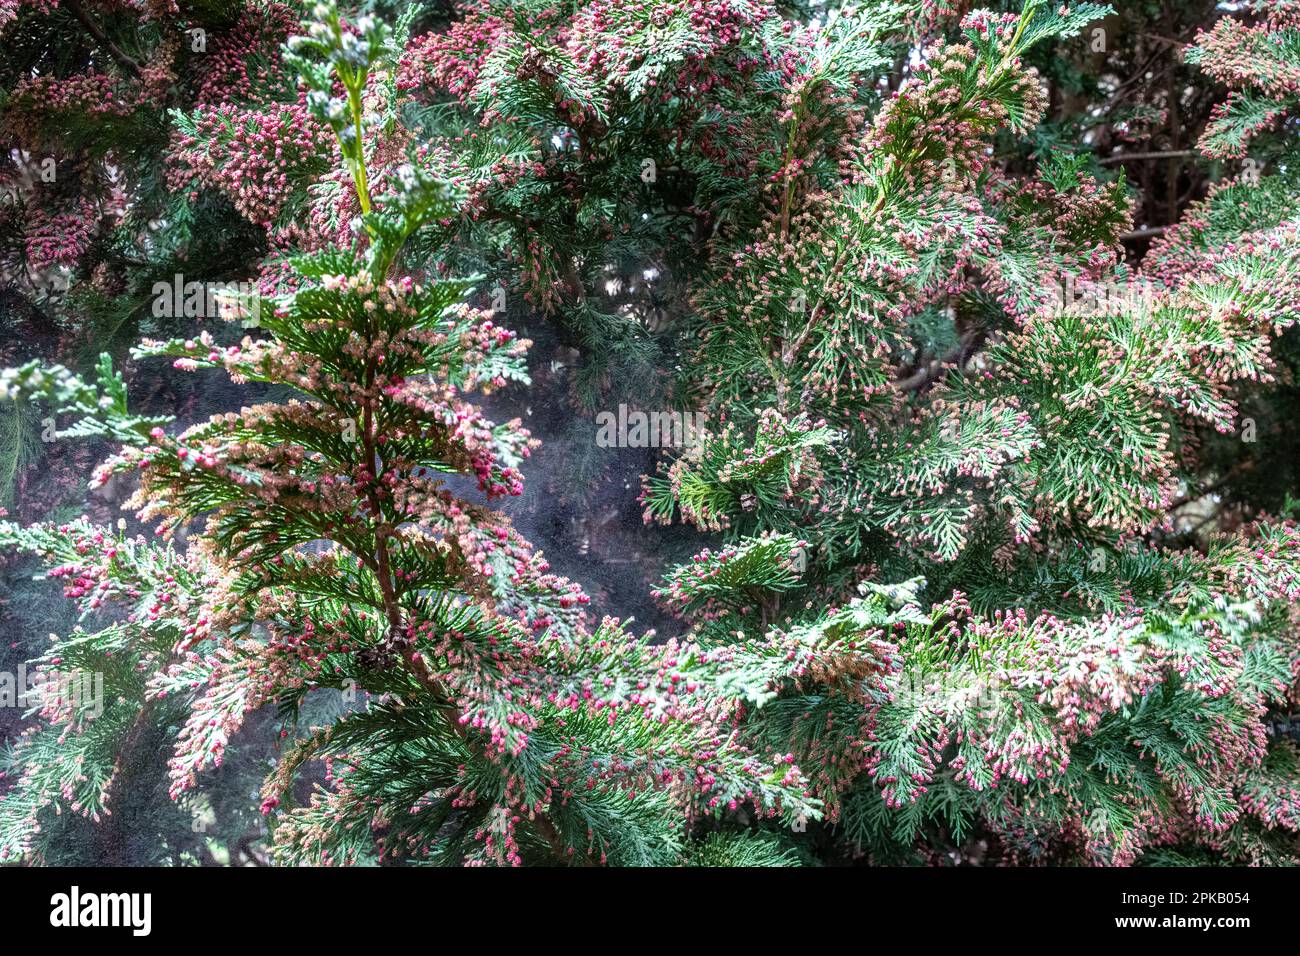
[1,0,1299,868]
[0,1,818,866]
[646,1,1300,864]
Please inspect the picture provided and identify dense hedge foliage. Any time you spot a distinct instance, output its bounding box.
[1,0,1299,866]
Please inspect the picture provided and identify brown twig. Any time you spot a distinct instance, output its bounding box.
[236,831,269,866]
[1100,150,1196,166]
[64,0,141,78]
[1168,460,1255,511]
[894,328,982,393]
[1121,225,1173,241]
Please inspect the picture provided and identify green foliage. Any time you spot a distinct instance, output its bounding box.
[4,0,1300,869]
